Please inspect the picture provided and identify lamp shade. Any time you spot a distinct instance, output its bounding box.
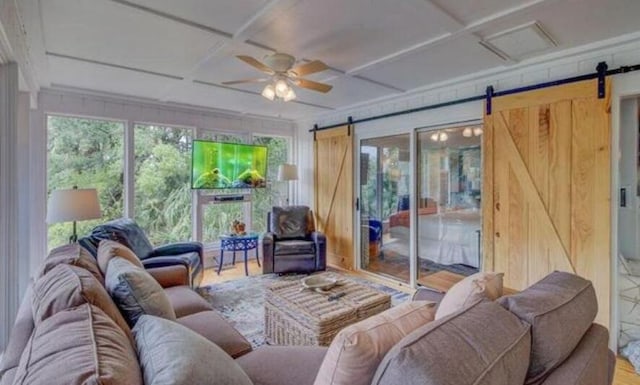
[277,164,298,181]
[46,188,102,224]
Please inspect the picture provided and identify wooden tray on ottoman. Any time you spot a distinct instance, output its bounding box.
[265,275,391,346]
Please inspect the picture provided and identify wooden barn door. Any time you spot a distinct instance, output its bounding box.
[314,125,354,270]
[483,79,611,326]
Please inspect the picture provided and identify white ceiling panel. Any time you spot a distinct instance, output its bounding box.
[292,72,397,109]
[248,0,453,70]
[25,0,640,121]
[168,82,330,120]
[476,0,640,59]
[430,0,534,25]
[124,0,268,34]
[193,42,274,85]
[42,0,224,77]
[357,36,504,91]
[48,55,183,98]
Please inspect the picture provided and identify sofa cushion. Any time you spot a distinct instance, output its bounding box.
[540,324,610,385]
[372,300,531,385]
[97,239,143,274]
[38,243,104,285]
[271,206,311,239]
[177,310,252,358]
[12,304,142,385]
[0,367,16,385]
[497,271,598,384]
[164,285,212,317]
[274,240,316,255]
[105,257,176,326]
[133,315,253,385]
[237,346,327,385]
[314,301,436,385]
[0,285,34,381]
[435,271,503,319]
[31,264,132,340]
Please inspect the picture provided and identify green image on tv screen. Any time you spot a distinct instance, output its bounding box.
[191,140,268,189]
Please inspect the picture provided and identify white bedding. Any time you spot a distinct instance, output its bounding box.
[389,209,481,268]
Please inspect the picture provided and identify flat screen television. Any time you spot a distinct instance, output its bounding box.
[191,140,268,189]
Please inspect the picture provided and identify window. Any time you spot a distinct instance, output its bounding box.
[252,135,290,233]
[47,115,124,250]
[134,124,193,244]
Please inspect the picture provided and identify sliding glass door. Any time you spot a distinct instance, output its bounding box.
[416,126,482,287]
[357,124,481,287]
[359,134,412,283]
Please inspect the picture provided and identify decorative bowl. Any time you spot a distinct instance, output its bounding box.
[301,276,337,291]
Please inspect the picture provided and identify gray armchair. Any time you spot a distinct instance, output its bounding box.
[262,206,326,274]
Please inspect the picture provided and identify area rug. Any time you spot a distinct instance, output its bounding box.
[197,272,410,348]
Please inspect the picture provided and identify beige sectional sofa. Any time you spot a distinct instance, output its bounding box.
[0,242,615,385]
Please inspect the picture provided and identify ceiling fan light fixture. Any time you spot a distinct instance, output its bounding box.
[275,79,289,98]
[283,87,296,102]
[262,84,276,101]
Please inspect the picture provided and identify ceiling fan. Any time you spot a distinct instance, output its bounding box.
[222,52,333,102]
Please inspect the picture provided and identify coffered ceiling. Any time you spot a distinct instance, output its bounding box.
[18,0,640,120]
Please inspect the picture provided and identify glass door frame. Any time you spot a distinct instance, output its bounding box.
[354,119,483,289]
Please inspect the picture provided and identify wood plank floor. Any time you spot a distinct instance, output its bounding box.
[615,358,640,385]
[202,264,640,385]
[202,259,263,285]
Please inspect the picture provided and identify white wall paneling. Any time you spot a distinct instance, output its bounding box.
[0,63,26,351]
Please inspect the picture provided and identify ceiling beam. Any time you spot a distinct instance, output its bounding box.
[108,0,233,38]
[46,52,184,80]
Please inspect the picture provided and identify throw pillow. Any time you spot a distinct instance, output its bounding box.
[97,239,143,275]
[133,315,254,385]
[314,301,436,385]
[371,300,531,385]
[435,271,504,320]
[105,256,176,326]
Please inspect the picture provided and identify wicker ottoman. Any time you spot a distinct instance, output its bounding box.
[265,275,391,346]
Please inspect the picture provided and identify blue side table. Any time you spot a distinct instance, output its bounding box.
[218,232,261,276]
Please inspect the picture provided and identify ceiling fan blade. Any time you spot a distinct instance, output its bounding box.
[236,55,275,75]
[289,60,329,77]
[295,78,333,93]
[222,78,269,85]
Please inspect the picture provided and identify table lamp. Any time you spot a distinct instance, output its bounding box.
[277,163,298,182]
[46,186,102,243]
